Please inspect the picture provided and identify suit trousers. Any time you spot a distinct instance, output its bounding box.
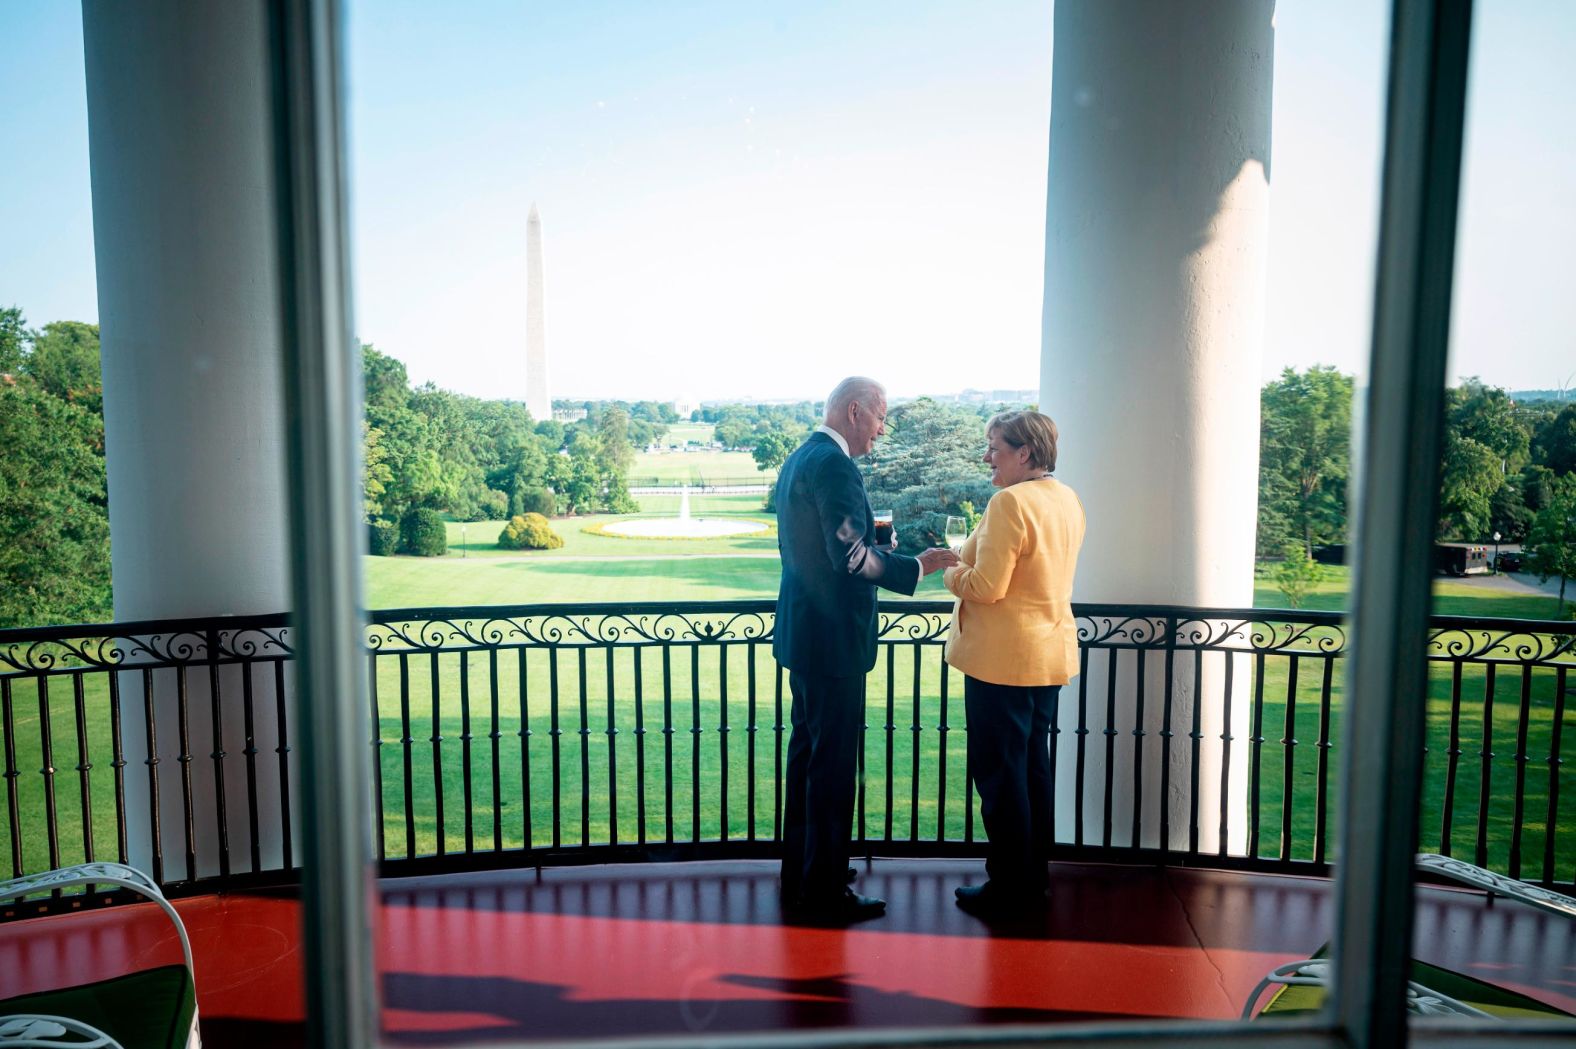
[964,675,1061,893]
[780,669,865,902]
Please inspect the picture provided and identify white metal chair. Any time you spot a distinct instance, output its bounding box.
[0,863,199,1049]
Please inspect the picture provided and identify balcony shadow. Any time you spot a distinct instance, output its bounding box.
[378,970,1123,1044]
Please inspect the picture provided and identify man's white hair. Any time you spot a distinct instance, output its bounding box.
[824,376,885,422]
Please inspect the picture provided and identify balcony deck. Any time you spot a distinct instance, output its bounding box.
[4,858,1573,1045]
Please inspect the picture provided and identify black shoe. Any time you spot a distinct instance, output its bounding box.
[789,889,886,925]
[954,882,1042,919]
[847,865,859,884]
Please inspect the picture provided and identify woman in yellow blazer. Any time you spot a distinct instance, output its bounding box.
[942,410,1085,917]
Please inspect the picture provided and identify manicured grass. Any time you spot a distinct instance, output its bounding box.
[655,422,717,448]
[630,447,769,484]
[1253,563,1565,620]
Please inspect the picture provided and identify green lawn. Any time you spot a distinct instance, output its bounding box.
[1254,563,1565,620]
[656,422,717,448]
[630,448,769,484]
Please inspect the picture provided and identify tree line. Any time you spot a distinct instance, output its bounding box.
[4,306,1573,627]
[1258,365,1576,606]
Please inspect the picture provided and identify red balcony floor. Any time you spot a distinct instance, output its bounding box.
[3,859,1573,1045]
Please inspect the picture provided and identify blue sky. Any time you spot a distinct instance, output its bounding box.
[2,1,1571,402]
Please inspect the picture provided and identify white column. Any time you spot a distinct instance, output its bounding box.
[1041,0,1273,854]
[83,0,295,879]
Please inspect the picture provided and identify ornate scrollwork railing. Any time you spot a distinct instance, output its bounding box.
[1,602,1572,911]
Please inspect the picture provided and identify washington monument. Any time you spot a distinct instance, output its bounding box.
[524,203,551,421]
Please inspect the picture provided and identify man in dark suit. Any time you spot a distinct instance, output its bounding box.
[774,376,958,922]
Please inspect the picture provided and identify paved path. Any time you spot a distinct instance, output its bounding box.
[1440,570,1569,601]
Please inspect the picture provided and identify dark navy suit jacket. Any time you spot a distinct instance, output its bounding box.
[773,431,921,677]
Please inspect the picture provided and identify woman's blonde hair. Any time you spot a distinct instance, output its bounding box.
[986,410,1059,473]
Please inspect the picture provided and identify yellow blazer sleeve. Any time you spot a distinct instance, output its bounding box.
[943,491,1025,605]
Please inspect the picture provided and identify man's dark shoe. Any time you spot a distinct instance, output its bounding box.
[789,889,886,925]
[954,882,1043,919]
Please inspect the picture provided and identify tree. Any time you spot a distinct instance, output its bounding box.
[862,398,994,553]
[1273,541,1324,609]
[1525,474,1576,613]
[23,320,102,413]
[0,380,112,626]
[362,421,394,523]
[1534,404,1576,476]
[1258,366,1354,557]
[751,431,801,474]
[598,407,636,476]
[1437,427,1503,539]
[0,306,24,374]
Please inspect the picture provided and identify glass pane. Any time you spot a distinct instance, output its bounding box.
[1411,0,1576,1031]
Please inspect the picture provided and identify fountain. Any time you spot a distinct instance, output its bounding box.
[599,484,769,539]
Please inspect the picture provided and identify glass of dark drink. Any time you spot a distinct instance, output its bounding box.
[872,511,894,547]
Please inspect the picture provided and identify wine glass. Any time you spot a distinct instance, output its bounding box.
[944,515,968,551]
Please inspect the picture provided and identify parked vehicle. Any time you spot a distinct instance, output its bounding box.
[1434,543,1490,576]
[1494,550,1525,573]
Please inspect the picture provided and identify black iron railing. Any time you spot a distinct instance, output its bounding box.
[2,602,1572,917]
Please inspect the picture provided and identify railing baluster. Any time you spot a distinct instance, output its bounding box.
[175,666,195,881]
[717,642,728,842]
[518,647,533,850]
[205,629,230,879]
[773,660,786,842]
[578,647,591,846]
[274,661,291,872]
[1074,643,1090,845]
[909,640,922,843]
[605,645,619,846]
[634,646,647,846]
[2,678,20,876]
[428,652,446,857]
[550,648,562,849]
[245,660,263,871]
[1160,616,1176,853]
[1248,651,1265,859]
[1279,655,1298,863]
[143,667,164,885]
[1476,664,1496,869]
[689,645,700,843]
[661,644,674,844]
[1188,647,1204,858]
[1313,655,1334,865]
[1218,650,1236,859]
[1509,665,1533,880]
[745,642,757,841]
[398,652,415,860]
[1102,647,1118,849]
[71,671,94,864]
[1543,667,1568,887]
[883,643,895,844]
[937,655,950,844]
[460,649,474,855]
[490,648,503,853]
[1131,646,1147,851]
[1440,660,1464,857]
[107,671,128,864]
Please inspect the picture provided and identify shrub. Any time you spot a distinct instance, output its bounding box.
[400,508,449,557]
[517,485,556,517]
[498,512,564,550]
[368,520,398,556]
[478,488,509,520]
